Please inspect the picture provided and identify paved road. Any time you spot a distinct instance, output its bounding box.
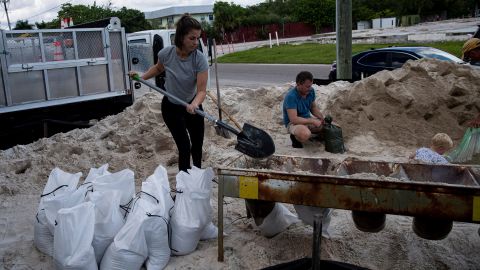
[210,63,331,88]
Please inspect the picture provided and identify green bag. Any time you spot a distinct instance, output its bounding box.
[322,115,346,154]
[446,127,480,164]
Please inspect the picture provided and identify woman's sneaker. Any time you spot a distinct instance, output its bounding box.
[290,135,303,148]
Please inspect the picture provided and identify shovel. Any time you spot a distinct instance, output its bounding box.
[212,39,231,139]
[132,75,275,159]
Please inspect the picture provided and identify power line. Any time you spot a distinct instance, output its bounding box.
[24,0,75,22]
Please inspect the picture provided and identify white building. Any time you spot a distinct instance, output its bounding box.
[372,17,397,29]
[357,20,372,30]
[144,5,214,29]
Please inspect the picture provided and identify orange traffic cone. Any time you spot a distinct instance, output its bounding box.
[53,41,64,61]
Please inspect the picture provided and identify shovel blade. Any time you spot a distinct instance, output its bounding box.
[235,123,275,158]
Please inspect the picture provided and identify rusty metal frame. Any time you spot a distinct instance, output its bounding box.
[216,158,480,261]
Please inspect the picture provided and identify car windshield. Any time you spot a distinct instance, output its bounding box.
[413,48,464,63]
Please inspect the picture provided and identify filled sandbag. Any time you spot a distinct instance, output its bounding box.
[170,166,215,255]
[200,222,218,240]
[101,165,173,270]
[34,167,82,255]
[100,198,166,270]
[54,201,97,270]
[322,115,346,154]
[86,190,124,264]
[92,169,135,217]
[84,164,110,184]
[33,209,53,256]
[257,203,300,238]
[100,240,147,270]
[143,165,174,270]
[294,205,333,238]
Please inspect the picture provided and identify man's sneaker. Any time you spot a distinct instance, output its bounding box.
[290,135,303,148]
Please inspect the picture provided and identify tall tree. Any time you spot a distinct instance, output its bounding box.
[35,19,60,29]
[13,20,33,30]
[114,7,151,33]
[57,3,114,25]
[213,1,245,35]
[291,0,336,32]
[48,3,151,32]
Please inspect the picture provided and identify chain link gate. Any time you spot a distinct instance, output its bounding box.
[0,24,129,113]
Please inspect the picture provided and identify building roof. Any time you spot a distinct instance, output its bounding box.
[144,5,213,19]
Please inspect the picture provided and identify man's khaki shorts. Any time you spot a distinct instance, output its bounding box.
[287,123,323,136]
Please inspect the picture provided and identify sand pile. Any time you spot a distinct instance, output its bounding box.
[324,59,480,147]
[1,59,480,269]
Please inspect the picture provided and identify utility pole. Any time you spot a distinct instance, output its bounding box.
[1,0,11,30]
[336,0,352,80]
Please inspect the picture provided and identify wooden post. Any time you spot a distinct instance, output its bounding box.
[336,0,352,80]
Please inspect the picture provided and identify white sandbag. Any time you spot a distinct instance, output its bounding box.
[84,164,110,183]
[43,180,90,234]
[41,167,82,196]
[54,201,97,270]
[170,166,215,255]
[100,241,146,270]
[257,203,300,238]
[92,169,135,216]
[33,209,53,256]
[143,165,174,216]
[142,165,173,269]
[101,167,173,270]
[100,199,163,270]
[143,214,170,270]
[294,205,332,238]
[200,222,218,240]
[86,190,125,264]
[34,168,82,254]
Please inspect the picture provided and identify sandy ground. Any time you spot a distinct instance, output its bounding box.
[1,58,480,269]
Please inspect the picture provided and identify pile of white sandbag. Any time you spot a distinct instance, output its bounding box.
[33,165,217,270]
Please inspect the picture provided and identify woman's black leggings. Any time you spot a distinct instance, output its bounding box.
[161,96,205,172]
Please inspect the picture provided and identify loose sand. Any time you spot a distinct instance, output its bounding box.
[1,59,479,269]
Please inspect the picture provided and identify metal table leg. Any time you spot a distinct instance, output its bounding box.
[218,175,224,261]
[312,213,323,270]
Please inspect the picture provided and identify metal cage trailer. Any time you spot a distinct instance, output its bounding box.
[0,18,131,149]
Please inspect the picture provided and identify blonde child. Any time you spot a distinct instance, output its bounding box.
[409,133,453,164]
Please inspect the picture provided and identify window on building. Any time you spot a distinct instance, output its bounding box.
[209,14,213,21]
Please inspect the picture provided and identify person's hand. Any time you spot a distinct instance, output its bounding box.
[311,118,323,127]
[186,102,198,114]
[128,71,138,79]
[468,114,480,128]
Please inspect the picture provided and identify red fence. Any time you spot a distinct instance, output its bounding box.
[225,22,319,43]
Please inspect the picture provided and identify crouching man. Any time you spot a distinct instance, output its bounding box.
[282,71,324,148]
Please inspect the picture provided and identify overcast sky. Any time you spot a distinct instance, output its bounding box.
[0,0,265,30]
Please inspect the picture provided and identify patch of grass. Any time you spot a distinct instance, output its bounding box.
[217,41,464,64]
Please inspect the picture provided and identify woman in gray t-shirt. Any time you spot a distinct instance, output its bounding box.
[131,15,209,172]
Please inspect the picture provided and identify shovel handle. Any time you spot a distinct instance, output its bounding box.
[131,75,240,136]
[206,91,242,129]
